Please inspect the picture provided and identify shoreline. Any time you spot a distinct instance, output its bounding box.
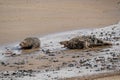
[0,23,116,46]
[0,0,120,80]
[0,23,120,80]
[65,70,120,80]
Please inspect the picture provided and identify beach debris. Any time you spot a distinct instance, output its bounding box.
[52,59,59,62]
[0,23,119,80]
[68,63,74,67]
[60,35,112,49]
[48,53,55,56]
[4,47,13,54]
[19,37,40,49]
[2,47,17,57]
[0,61,8,66]
[0,70,35,79]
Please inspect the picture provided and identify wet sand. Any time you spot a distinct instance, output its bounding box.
[0,0,120,45]
[0,23,120,80]
[0,0,120,80]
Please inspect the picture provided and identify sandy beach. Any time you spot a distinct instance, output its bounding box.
[0,0,120,45]
[0,23,119,80]
[0,0,120,80]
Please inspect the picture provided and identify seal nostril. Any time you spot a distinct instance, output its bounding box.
[19,43,22,46]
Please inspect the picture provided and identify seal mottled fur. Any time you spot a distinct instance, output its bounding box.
[60,36,112,49]
[19,37,40,49]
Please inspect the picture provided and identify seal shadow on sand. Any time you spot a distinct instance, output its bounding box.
[19,48,41,54]
[61,45,112,54]
[6,44,112,58]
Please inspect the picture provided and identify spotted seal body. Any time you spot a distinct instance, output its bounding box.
[19,37,40,49]
[60,36,112,49]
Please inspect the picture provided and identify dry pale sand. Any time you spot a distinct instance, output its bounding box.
[66,75,120,80]
[95,75,120,80]
[0,0,120,45]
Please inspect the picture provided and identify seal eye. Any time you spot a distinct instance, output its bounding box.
[22,42,25,45]
[20,41,26,46]
[23,41,27,46]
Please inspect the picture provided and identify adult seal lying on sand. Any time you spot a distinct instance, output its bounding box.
[60,36,112,49]
[19,37,40,49]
